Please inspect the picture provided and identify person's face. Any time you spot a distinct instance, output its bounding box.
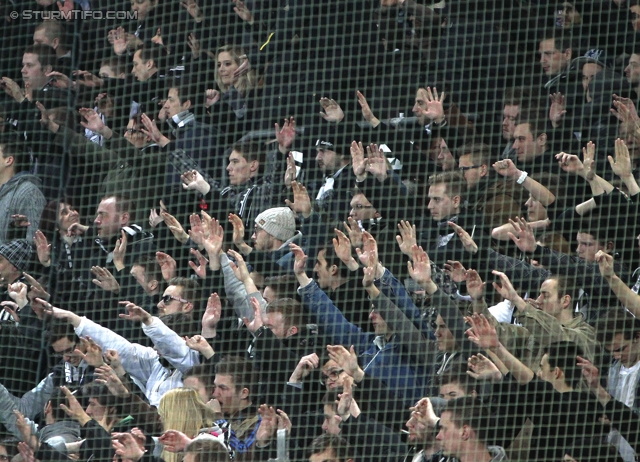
[51,337,83,367]
[99,65,124,79]
[405,412,428,443]
[94,197,126,239]
[0,255,18,285]
[321,360,348,390]
[315,149,340,174]
[314,250,336,290]
[625,54,640,85]
[262,286,277,304]
[131,50,153,82]
[435,411,463,457]
[576,232,606,262]
[412,88,428,124]
[124,118,149,148]
[58,202,79,233]
[436,138,456,171]
[536,279,566,318]
[369,309,388,336]
[605,333,640,368]
[427,183,459,221]
[525,194,548,222]
[212,374,246,415]
[156,285,187,316]
[538,38,569,76]
[130,264,150,291]
[0,445,9,462]
[86,397,107,422]
[33,29,56,48]
[183,376,211,403]
[536,353,556,383]
[21,53,50,90]
[183,453,198,462]
[217,51,239,87]
[349,194,378,222]
[631,5,640,31]
[439,382,467,401]
[434,315,457,352]
[161,88,189,120]
[458,154,485,190]
[227,150,255,186]
[512,123,542,162]
[322,405,341,435]
[582,63,603,97]
[263,311,292,339]
[131,0,157,20]
[251,224,275,251]
[502,105,520,140]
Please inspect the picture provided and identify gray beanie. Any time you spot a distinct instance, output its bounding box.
[255,207,296,242]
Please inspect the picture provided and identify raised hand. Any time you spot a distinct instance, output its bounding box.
[582,141,597,181]
[205,89,220,108]
[188,213,206,247]
[443,260,467,283]
[507,217,537,253]
[140,113,169,146]
[284,181,312,218]
[232,0,253,22]
[181,170,210,195]
[492,159,521,179]
[595,250,615,278]
[611,95,640,124]
[91,266,120,293]
[112,432,145,462]
[242,297,264,334]
[95,364,129,396]
[319,97,344,122]
[156,251,177,281]
[118,301,152,325]
[24,272,50,302]
[275,117,296,154]
[202,293,222,333]
[284,152,298,187]
[112,230,127,271]
[161,210,189,244]
[1,77,25,102]
[343,217,363,249]
[365,143,388,182]
[184,335,214,358]
[228,213,247,248]
[465,269,485,301]
[289,353,319,383]
[35,101,58,133]
[555,152,585,177]
[149,208,163,228]
[448,221,478,254]
[227,249,251,283]
[333,229,358,270]
[465,313,500,351]
[355,231,378,267]
[491,271,520,303]
[256,405,279,445]
[467,353,502,381]
[609,138,634,180]
[289,243,308,277]
[202,218,224,269]
[396,220,417,256]
[327,345,363,382]
[59,386,90,425]
[180,0,203,22]
[350,141,367,181]
[409,398,439,428]
[549,92,566,126]
[356,91,379,125]
[188,248,208,278]
[8,282,28,308]
[407,245,432,289]
[76,336,104,368]
[336,376,355,419]
[576,355,600,391]
[34,230,52,266]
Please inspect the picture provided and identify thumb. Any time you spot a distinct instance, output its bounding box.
[319,112,328,120]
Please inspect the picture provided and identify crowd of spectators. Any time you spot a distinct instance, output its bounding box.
[3,0,640,461]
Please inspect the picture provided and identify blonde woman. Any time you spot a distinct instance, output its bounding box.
[158,388,217,462]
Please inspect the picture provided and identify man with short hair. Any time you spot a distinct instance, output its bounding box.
[156,276,199,318]
[436,397,507,462]
[500,87,534,161]
[2,45,58,104]
[624,52,640,101]
[32,21,72,73]
[0,143,46,243]
[308,434,355,462]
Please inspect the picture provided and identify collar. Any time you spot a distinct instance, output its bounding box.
[167,110,195,133]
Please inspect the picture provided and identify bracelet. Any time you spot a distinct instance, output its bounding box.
[516,171,528,184]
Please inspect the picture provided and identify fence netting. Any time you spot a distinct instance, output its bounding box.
[1,1,640,461]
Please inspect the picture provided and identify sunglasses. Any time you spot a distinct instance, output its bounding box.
[161,294,188,304]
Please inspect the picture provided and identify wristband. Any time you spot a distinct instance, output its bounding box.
[516,171,528,184]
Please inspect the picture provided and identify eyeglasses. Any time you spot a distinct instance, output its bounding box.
[351,204,373,210]
[161,294,188,304]
[320,369,343,384]
[52,344,76,358]
[0,454,9,461]
[458,165,482,173]
[125,128,143,135]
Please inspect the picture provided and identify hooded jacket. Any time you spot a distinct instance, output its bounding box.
[0,171,46,243]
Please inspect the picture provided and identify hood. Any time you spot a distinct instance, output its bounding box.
[0,171,42,192]
[278,230,303,250]
[39,419,81,444]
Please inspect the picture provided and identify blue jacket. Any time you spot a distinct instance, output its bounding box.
[298,280,426,404]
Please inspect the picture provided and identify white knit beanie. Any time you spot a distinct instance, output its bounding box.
[254,207,296,241]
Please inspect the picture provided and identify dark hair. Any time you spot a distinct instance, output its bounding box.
[183,363,216,398]
[518,110,548,140]
[263,274,299,300]
[0,438,19,460]
[539,28,574,55]
[35,21,67,48]
[82,382,122,421]
[565,439,624,462]
[265,298,306,331]
[230,142,267,175]
[23,44,57,69]
[322,390,340,407]
[307,434,356,461]
[48,387,70,422]
[48,322,78,345]
[457,143,492,166]
[0,141,29,173]
[437,363,477,396]
[503,86,534,108]
[428,171,466,201]
[184,438,230,462]
[319,245,351,279]
[443,396,492,443]
[577,215,615,249]
[595,309,640,344]
[168,78,198,108]
[137,46,165,68]
[544,274,579,306]
[215,356,256,395]
[545,341,584,389]
[167,277,200,309]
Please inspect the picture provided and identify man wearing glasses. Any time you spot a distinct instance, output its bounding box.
[156,276,199,318]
